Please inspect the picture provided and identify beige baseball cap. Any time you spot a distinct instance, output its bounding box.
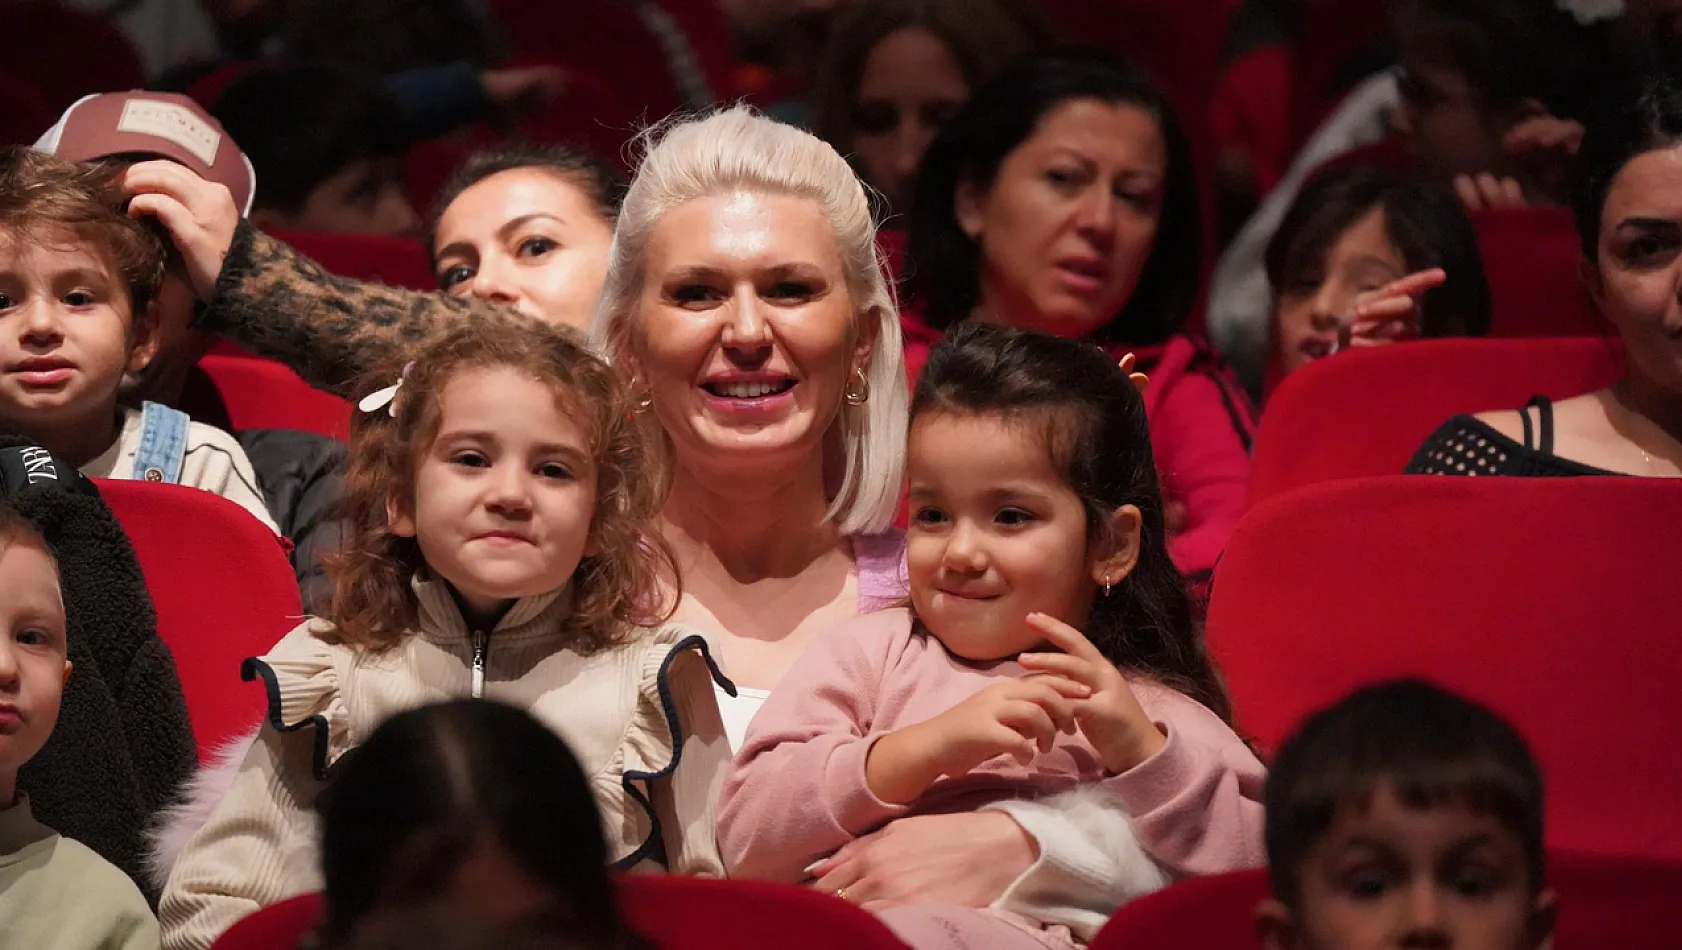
[34,91,255,216]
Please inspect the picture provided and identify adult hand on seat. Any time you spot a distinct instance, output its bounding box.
[123,160,240,301]
[809,811,1037,910]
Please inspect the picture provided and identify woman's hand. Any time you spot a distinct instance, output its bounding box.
[123,160,240,300]
[1341,268,1447,351]
[810,811,1039,909]
[1018,613,1165,774]
[1453,173,1528,213]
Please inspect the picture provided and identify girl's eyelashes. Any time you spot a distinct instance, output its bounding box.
[450,450,490,468]
[536,461,573,480]
[910,506,949,526]
[994,507,1036,527]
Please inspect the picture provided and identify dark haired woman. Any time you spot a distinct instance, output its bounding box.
[811,0,1046,217]
[905,48,1255,580]
[1409,70,1682,478]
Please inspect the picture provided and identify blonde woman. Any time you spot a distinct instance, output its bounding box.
[131,107,1164,933]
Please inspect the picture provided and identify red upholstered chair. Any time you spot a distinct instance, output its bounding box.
[618,875,911,949]
[1473,207,1603,338]
[264,228,436,291]
[98,481,300,760]
[196,355,353,442]
[0,3,144,113]
[1208,476,1682,860]
[1248,336,1623,506]
[211,879,912,950]
[1089,854,1682,949]
[210,892,321,950]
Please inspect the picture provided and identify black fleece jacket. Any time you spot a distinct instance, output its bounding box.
[0,436,197,906]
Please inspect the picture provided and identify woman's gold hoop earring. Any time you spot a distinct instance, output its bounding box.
[843,367,870,406]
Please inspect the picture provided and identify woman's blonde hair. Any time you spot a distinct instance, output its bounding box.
[322,318,675,653]
[591,105,907,536]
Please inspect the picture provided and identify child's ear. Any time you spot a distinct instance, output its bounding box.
[61,659,73,688]
[1089,504,1142,589]
[1527,888,1558,950]
[386,488,417,539]
[1254,897,1299,950]
[124,298,163,375]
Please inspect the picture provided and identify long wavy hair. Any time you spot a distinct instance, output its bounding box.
[321,319,675,653]
[910,322,1231,722]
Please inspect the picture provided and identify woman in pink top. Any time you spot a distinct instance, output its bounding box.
[901,49,1255,582]
[720,324,1265,949]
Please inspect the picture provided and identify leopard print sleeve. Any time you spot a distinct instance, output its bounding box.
[197,222,540,398]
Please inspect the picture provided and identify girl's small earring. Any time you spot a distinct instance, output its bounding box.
[1102,578,1113,597]
[629,376,653,413]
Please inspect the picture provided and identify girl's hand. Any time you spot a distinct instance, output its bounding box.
[122,160,240,301]
[1342,268,1447,351]
[865,676,1085,804]
[809,811,1037,909]
[1117,352,1149,393]
[1018,613,1165,774]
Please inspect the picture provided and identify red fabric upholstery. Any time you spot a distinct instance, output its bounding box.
[0,76,55,148]
[210,892,322,950]
[618,875,911,948]
[1209,44,1296,195]
[1289,0,1389,148]
[0,3,144,113]
[404,137,478,220]
[1473,207,1603,338]
[1208,476,1682,859]
[1091,854,1682,949]
[211,879,911,950]
[485,0,687,120]
[1248,336,1624,506]
[98,480,299,760]
[651,0,737,98]
[264,228,436,291]
[196,355,353,441]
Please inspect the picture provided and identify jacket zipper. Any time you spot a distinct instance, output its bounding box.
[471,628,489,699]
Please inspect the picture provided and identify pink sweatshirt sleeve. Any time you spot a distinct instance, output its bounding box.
[1103,684,1267,877]
[1154,368,1254,580]
[716,611,915,882]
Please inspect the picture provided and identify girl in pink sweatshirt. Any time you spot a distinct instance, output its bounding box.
[718,323,1266,950]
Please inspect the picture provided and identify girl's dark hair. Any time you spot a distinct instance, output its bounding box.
[1573,69,1682,262]
[1266,166,1492,338]
[1390,0,1647,125]
[906,47,1202,345]
[322,318,674,653]
[812,0,1049,178]
[317,700,643,949]
[426,145,627,266]
[910,322,1231,722]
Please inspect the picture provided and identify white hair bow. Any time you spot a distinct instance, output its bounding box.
[357,361,416,418]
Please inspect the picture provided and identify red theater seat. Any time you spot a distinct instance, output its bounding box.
[1090,854,1682,949]
[196,355,352,442]
[1248,337,1623,506]
[264,228,435,291]
[99,481,299,760]
[1208,476,1682,860]
[1473,207,1603,338]
[212,878,911,949]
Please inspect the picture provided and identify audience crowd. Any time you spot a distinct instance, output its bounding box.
[1,1,1680,949]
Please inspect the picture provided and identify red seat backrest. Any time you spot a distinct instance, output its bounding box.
[1248,337,1623,506]
[0,4,144,113]
[1092,854,1682,949]
[1208,476,1682,860]
[1473,207,1603,338]
[196,355,352,442]
[484,0,687,119]
[98,480,300,760]
[264,228,436,292]
[212,879,912,950]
